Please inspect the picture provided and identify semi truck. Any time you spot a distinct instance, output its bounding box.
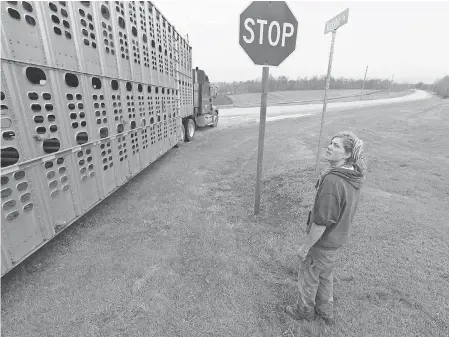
[0,1,218,276]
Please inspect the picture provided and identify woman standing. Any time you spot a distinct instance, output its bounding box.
[285,131,367,325]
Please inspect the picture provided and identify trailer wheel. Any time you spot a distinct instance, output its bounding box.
[180,123,185,143]
[184,118,195,142]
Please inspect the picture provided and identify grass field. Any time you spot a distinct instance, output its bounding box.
[215,89,413,108]
[1,96,448,336]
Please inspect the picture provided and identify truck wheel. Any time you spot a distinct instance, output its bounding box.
[184,118,195,142]
[212,111,219,127]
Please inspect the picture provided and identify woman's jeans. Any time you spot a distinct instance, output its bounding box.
[296,244,340,319]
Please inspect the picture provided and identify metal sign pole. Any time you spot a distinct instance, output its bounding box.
[315,30,336,176]
[388,74,394,95]
[360,65,368,99]
[254,66,269,215]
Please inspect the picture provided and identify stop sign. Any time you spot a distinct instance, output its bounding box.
[239,1,298,66]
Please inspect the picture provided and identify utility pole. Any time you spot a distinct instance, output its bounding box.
[360,65,368,99]
[388,74,394,95]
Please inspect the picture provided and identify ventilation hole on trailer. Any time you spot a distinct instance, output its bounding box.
[45,104,54,111]
[78,103,84,109]
[59,167,66,174]
[26,67,46,85]
[47,171,55,179]
[17,182,28,191]
[81,1,90,7]
[6,211,19,222]
[51,14,60,24]
[96,119,101,124]
[8,8,21,20]
[25,15,36,26]
[60,1,67,6]
[31,104,42,112]
[81,18,87,27]
[65,73,79,87]
[62,184,70,192]
[65,31,72,39]
[14,171,25,180]
[118,16,125,29]
[3,200,16,211]
[88,164,93,170]
[68,103,75,110]
[81,175,88,181]
[130,121,136,129]
[2,188,13,199]
[81,121,86,127]
[49,2,57,12]
[44,161,53,169]
[92,77,102,89]
[51,190,59,198]
[20,192,31,203]
[70,113,77,119]
[100,143,105,150]
[54,26,62,35]
[72,122,79,128]
[43,93,51,100]
[63,20,70,29]
[90,33,95,40]
[79,159,86,166]
[3,131,16,140]
[79,9,85,16]
[49,125,58,132]
[23,203,34,212]
[57,157,64,164]
[117,124,124,133]
[77,150,83,158]
[84,39,90,46]
[87,14,92,21]
[76,94,82,100]
[80,112,85,118]
[80,167,86,174]
[103,118,107,123]
[1,147,19,168]
[76,132,88,144]
[49,180,58,189]
[61,9,68,17]
[1,176,8,185]
[82,28,88,36]
[43,138,60,154]
[126,82,132,91]
[87,156,92,163]
[100,127,109,138]
[110,80,119,90]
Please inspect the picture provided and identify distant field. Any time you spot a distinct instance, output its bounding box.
[215,89,414,108]
[216,89,375,107]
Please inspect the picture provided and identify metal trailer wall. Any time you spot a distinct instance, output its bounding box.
[0,1,193,276]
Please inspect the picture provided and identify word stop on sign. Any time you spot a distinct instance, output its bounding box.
[243,18,295,47]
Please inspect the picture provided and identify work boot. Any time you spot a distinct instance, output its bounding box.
[315,308,335,325]
[284,304,316,322]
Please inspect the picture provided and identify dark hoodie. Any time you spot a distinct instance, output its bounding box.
[307,165,365,250]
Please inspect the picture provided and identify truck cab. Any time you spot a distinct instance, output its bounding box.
[192,67,219,128]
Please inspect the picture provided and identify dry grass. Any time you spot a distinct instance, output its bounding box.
[2,97,449,336]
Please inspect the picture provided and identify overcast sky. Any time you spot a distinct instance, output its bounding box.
[155,0,449,84]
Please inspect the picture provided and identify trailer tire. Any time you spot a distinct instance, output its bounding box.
[180,123,185,143]
[184,118,195,142]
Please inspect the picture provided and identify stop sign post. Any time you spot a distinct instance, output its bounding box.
[239,1,298,214]
[314,8,350,175]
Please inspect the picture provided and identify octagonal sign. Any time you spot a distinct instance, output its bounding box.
[239,1,298,66]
